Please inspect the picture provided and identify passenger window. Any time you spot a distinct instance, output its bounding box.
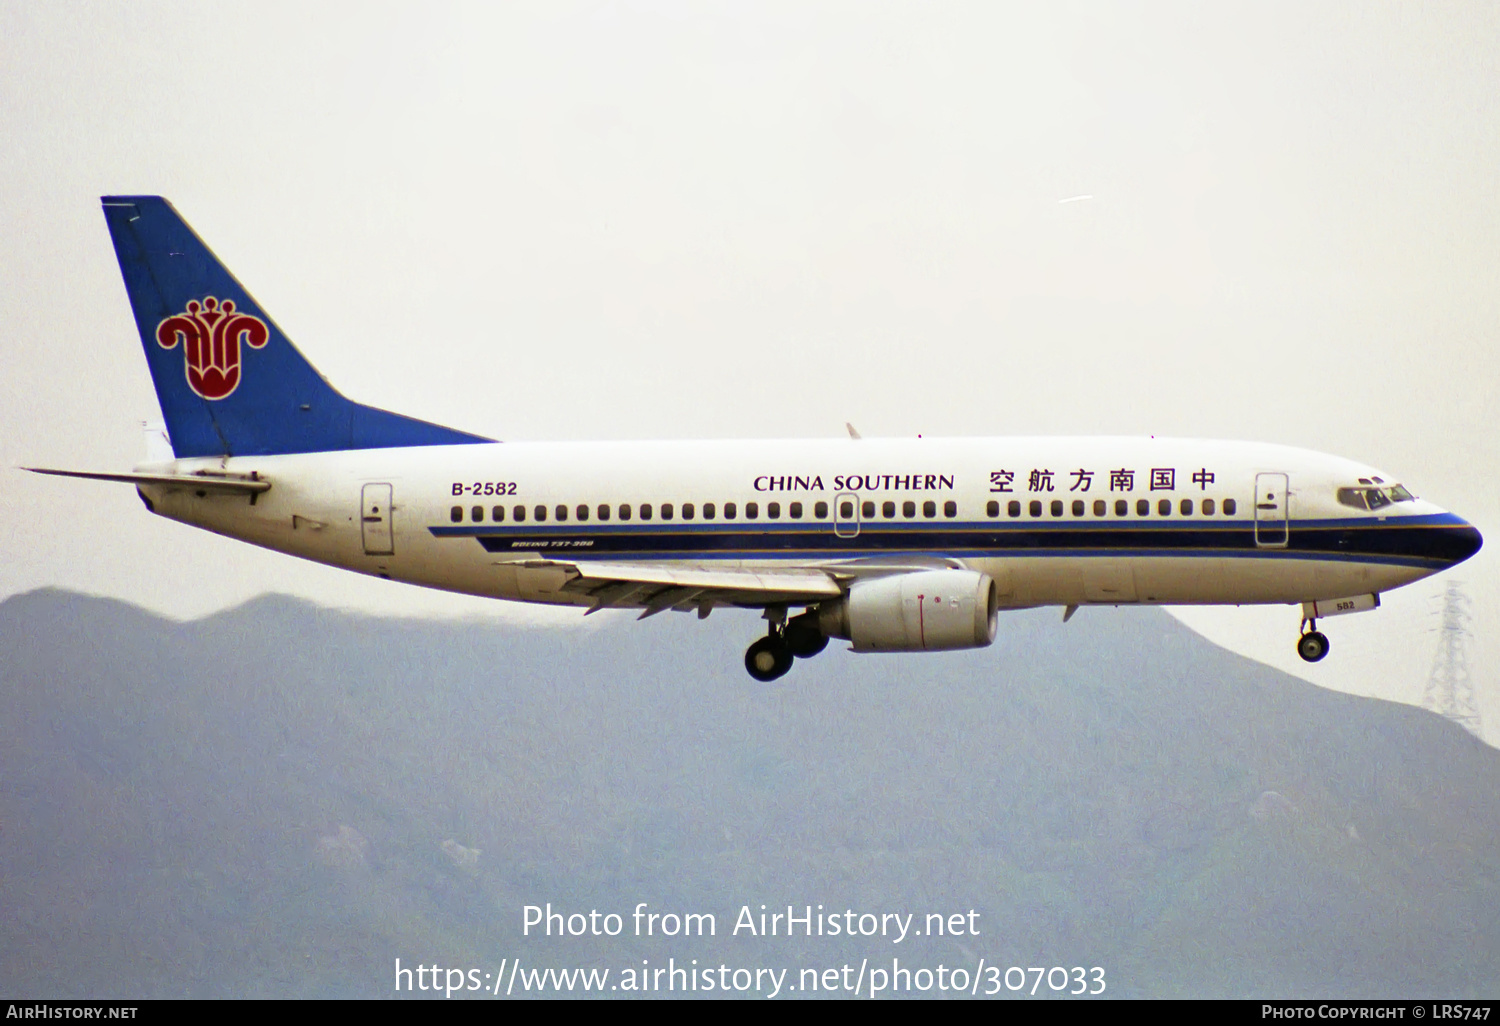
[1029,500,1042,517]
[513,505,526,522]
[618,504,630,521]
[862,501,876,518]
[767,502,780,519]
[597,504,609,521]
[576,504,589,521]
[1202,498,1215,515]
[1050,500,1063,517]
[923,500,937,518]
[1158,499,1171,516]
[1180,499,1193,515]
[883,501,897,518]
[1115,499,1127,516]
[472,506,483,522]
[903,501,916,517]
[1071,499,1084,516]
[535,505,547,522]
[746,502,758,519]
[813,501,826,519]
[987,500,1000,517]
[789,502,803,519]
[1136,499,1149,516]
[682,503,695,520]
[1093,499,1106,516]
[1223,498,1237,515]
[703,503,715,520]
[556,505,568,522]
[450,505,462,523]
[661,503,674,520]
[944,500,957,517]
[493,506,505,522]
[1008,500,1021,517]
[725,502,737,519]
[640,504,652,521]
[839,501,853,518]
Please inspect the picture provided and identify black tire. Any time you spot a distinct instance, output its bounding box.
[784,619,829,659]
[745,636,794,681]
[1297,631,1330,663]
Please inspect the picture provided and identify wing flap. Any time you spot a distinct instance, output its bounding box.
[503,559,842,612]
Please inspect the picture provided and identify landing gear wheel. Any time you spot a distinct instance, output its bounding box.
[1297,631,1330,663]
[787,631,828,659]
[783,615,829,659]
[745,635,794,681]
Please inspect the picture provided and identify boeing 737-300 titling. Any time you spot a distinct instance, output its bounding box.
[28,197,1483,680]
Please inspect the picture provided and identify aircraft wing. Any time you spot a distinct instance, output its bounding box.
[25,467,271,494]
[505,558,843,617]
[504,555,971,617]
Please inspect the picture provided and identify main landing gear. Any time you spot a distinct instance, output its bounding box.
[1297,617,1330,663]
[744,608,828,681]
[745,634,793,681]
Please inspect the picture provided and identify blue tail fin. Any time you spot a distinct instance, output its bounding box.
[102,196,492,458]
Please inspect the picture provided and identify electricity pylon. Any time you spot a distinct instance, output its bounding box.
[1423,581,1482,738]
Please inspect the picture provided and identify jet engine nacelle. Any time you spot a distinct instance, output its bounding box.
[818,569,999,652]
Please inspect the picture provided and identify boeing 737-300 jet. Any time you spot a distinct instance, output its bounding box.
[27,197,1483,681]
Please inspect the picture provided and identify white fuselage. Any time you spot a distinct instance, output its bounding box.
[133,436,1476,613]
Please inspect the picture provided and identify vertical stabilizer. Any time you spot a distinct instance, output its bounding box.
[102,196,492,458]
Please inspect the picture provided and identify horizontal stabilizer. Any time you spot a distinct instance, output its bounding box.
[25,467,271,494]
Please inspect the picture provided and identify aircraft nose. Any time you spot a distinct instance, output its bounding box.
[1398,515,1481,566]
[1450,519,1483,564]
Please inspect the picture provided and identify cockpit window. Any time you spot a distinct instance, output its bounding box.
[1337,484,1415,510]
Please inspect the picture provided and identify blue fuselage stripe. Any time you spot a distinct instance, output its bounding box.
[425,514,1479,569]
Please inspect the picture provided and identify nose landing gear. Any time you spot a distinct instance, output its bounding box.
[1297,617,1330,663]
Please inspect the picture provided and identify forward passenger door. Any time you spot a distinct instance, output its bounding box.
[1253,473,1289,548]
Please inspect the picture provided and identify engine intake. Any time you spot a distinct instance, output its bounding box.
[818,569,999,652]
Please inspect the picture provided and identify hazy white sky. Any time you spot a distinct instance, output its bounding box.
[2,2,1496,736]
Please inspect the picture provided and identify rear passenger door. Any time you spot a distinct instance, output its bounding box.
[361,483,395,556]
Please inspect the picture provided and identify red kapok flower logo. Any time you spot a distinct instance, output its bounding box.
[155,297,269,400]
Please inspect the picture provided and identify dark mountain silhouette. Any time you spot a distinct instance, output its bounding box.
[1,588,1496,998]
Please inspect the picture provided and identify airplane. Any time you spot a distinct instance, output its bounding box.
[27,196,1483,681]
